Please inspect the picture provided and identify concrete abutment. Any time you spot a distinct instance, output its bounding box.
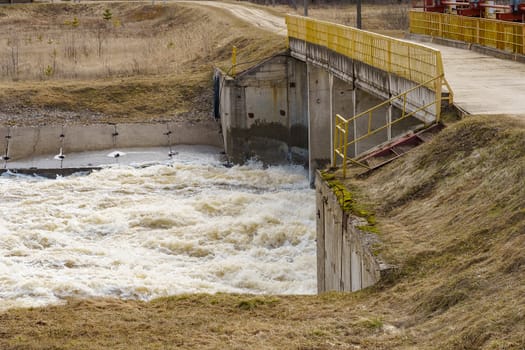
[217,49,427,183]
[0,121,222,165]
[315,172,393,293]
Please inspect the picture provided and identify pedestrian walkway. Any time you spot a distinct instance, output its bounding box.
[413,40,525,115]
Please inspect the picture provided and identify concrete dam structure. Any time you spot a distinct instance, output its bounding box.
[1,121,221,175]
[218,15,452,292]
[2,14,454,295]
[218,15,451,183]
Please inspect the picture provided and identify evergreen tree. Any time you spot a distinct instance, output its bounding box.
[103,9,112,21]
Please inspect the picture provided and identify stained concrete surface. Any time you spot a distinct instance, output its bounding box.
[3,145,223,175]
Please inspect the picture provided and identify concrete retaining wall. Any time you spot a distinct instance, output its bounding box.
[315,172,392,292]
[1,120,222,161]
[218,54,309,166]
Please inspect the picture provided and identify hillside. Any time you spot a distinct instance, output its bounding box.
[0,2,286,126]
[1,116,523,349]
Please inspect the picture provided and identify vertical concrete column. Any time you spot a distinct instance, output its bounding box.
[387,105,392,141]
[219,82,232,155]
[307,64,332,185]
[352,90,358,157]
[329,73,334,164]
[287,59,309,165]
[315,176,326,294]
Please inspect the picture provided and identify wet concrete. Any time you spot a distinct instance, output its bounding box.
[2,145,223,178]
[1,120,222,162]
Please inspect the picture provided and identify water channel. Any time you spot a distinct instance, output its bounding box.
[0,145,316,310]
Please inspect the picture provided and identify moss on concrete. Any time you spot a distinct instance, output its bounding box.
[320,170,378,233]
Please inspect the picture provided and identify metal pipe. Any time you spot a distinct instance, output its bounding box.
[304,0,308,16]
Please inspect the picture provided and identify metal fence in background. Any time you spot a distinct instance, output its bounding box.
[409,11,525,55]
[286,14,446,89]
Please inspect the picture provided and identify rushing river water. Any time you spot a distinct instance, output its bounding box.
[0,146,316,310]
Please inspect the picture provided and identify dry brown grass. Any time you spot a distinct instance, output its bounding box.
[0,2,286,125]
[0,3,281,80]
[1,116,523,349]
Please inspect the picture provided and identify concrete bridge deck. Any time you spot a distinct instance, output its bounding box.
[410,40,525,116]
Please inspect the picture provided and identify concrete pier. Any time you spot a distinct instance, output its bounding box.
[307,64,332,181]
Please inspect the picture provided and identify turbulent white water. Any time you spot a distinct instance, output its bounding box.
[0,146,316,310]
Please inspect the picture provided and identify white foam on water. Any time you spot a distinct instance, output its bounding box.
[0,146,316,310]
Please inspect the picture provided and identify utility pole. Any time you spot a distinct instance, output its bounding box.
[304,0,308,16]
[356,0,362,29]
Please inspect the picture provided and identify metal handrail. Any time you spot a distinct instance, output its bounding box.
[409,11,525,55]
[286,14,447,89]
[333,75,448,177]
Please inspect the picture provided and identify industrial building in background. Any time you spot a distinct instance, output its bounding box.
[413,0,525,22]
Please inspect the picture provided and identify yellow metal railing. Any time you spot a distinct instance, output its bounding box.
[410,11,525,55]
[333,75,448,177]
[285,15,454,176]
[286,15,446,90]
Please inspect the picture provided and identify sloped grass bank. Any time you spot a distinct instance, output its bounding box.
[0,2,286,126]
[355,115,525,349]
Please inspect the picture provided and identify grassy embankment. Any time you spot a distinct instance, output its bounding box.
[0,1,412,126]
[1,116,523,349]
[0,2,286,125]
[1,2,523,349]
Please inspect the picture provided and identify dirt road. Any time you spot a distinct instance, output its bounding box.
[183,1,287,35]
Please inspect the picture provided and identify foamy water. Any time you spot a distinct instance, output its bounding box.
[0,146,316,310]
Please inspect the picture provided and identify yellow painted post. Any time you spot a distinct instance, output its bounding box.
[522,25,525,55]
[342,120,348,178]
[439,13,443,37]
[332,116,338,168]
[231,46,237,77]
[435,51,445,122]
[476,19,480,45]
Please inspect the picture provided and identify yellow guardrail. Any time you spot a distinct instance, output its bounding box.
[409,11,525,55]
[286,14,446,90]
[286,15,453,176]
[333,75,447,177]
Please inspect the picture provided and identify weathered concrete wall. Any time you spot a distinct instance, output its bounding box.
[332,77,356,158]
[0,0,32,3]
[1,120,221,162]
[315,172,391,293]
[288,57,309,164]
[218,47,430,181]
[289,38,438,124]
[307,64,332,181]
[218,54,309,165]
